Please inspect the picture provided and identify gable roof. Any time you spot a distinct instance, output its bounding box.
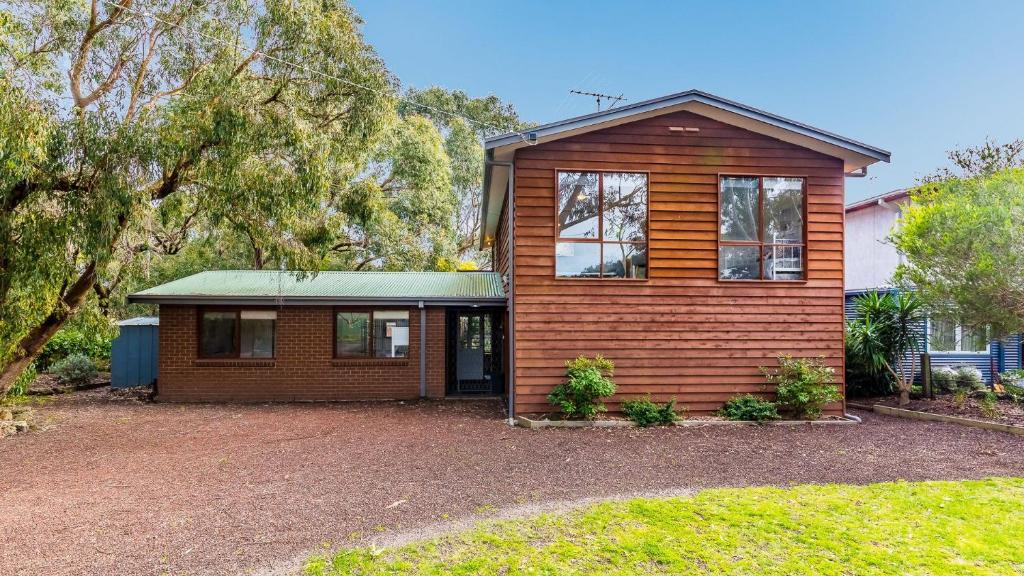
[481,89,891,247]
[128,271,506,305]
[845,189,910,213]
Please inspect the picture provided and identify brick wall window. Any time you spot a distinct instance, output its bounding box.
[335,309,410,358]
[199,309,276,358]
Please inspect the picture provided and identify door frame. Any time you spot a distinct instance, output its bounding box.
[445,307,505,396]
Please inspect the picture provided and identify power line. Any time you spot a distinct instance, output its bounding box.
[94,0,532,143]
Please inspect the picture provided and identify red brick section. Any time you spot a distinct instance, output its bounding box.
[158,305,447,402]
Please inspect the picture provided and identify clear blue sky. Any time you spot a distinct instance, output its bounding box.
[350,0,1024,202]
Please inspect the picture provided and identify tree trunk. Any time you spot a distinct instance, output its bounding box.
[0,263,97,397]
[898,388,910,406]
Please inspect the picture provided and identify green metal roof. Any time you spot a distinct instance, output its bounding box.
[128,270,506,305]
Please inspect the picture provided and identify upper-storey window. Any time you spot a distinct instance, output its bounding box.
[718,176,805,281]
[555,171,648,279]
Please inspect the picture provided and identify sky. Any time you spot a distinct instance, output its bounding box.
[349,0,1024,202]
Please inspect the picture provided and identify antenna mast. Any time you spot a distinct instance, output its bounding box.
[569,90,626,112]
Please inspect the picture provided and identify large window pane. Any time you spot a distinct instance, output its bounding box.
[720,177,760,241]
[200,311,236,357]
[602,172,648,242]
[601,243,647,279]
[763,245,804,280]
[930,318,956,352]
[555,242,601,278]
[557,172,599,238]
[373,311,409,358]
[962,325,989,352]
[763,177,804,244]
[336,312,370,357]
[240,311,275,358]
[719,245,759,279]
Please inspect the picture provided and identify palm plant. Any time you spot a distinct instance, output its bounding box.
[845,291,926,405]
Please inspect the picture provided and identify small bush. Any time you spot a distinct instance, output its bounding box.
[953,389,968,408]
[48,353,98,385]
[621,396,679,427]
[979,391,1000,420]
[932,366,958,393]
[37,329,112,370]
[547,355,616,419]
[718,394,780,422]
[762,356,842,420]
[954,365,984,391]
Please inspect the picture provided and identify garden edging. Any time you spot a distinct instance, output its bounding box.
[870,404,1024,436]
[515,415,860,429]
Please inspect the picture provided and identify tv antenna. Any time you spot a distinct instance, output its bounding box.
[570,90,626,112]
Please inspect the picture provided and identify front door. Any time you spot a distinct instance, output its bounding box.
[447,310,503,395]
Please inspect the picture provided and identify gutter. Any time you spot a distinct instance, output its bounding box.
[486,158,516,426]
[126,296,507,307]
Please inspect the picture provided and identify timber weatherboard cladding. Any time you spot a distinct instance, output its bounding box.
[510,110,847,415]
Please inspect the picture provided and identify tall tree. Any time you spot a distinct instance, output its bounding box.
[400,87,526,265]
[0,0,431,393]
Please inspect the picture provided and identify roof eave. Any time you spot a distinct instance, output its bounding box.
[127,294,507,306]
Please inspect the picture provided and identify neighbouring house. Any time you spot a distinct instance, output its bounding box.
[129,89,891,418]
[844,189,1022,382]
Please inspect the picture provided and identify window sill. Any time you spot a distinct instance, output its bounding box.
[331,358,410,367]
[194,359,276,368]
[717,279,808,284]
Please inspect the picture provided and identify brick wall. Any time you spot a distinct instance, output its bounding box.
[158,305,447,402]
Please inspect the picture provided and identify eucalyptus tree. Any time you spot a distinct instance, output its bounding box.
[0,0,454,393]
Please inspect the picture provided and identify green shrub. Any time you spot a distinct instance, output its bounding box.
[762,356,842,420]
[36,329,112,370]
[1001,369,1024,387]
[621,396,679,427]
[954,365,984,391]
[547,355,616,419]
[932,366,958,393]
[979,391,1000,420]
[718,394,780,422]
[48,353,98,385]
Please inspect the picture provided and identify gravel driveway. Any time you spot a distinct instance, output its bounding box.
[2,392,1023,576]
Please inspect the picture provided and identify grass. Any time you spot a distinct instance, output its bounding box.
[305,478,1024,576]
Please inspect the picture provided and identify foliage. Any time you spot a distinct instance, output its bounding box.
[954,365,984,391]
[48,353,98,385]
[844,342,896,398]
[546,355,616,420]
[2,363,37,401]
[762,356,841,420]
[953,389,968,408]
[920,138,1024,184]
[979,391,1000,420]
[1002,369,1024,388]
[845,291,926,405]
[304,478,1024,576]
[931,366,958,393]
[36,328,112,370]
[892,168,1024,339]
[718,394,780,422]
[621,396,679,427]
[0,0,526,392]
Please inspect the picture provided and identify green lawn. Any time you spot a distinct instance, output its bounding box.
[305,478,1024,576]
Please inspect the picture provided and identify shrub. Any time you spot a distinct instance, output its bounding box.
[547,355,616,419]
[48,353,98,385]
[718,394,780,422]
[36,329,112,370]
[762,356,842,420]
[621,396,679,427]
[1000,369,1024,388]
[931,366,958,393]
[954,365,984,391]
[979,391,1000,420]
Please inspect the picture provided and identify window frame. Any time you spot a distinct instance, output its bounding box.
[717,173,808,283]
[196,307,277,359]
[554,169,651,281]
[927,318,990,355]
[332,307,411,360]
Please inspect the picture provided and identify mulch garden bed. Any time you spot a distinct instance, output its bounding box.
[863,394,1024,428]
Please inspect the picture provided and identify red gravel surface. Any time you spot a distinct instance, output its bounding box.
[2,391,1024,576]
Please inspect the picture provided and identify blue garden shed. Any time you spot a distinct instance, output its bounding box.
[111,317,159,388]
